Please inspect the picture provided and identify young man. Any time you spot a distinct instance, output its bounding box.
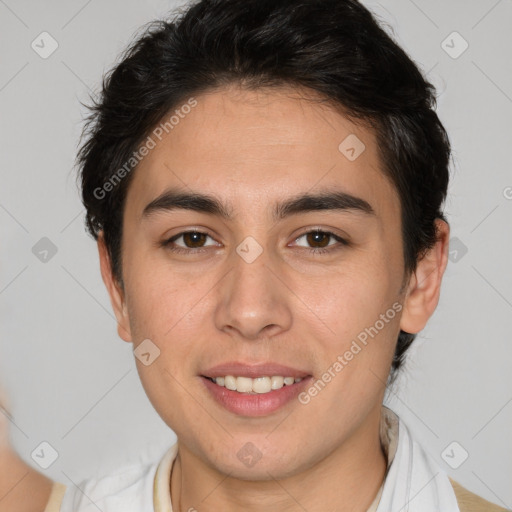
[0,0,509,511]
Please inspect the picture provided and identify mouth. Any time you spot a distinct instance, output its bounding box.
[199,361,313,416]
[202,375,306,394]
[200,367,313,417]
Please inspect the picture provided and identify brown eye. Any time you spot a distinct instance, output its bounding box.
[293,229,348,254]
[305,231,331,248]
[161,230,219,254]
[181,231,208,248]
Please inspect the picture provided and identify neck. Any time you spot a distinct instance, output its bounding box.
[170,407,387,512]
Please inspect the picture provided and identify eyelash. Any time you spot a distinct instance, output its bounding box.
[160,229,349,255]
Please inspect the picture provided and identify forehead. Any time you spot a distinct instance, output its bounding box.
[125,85,400,223]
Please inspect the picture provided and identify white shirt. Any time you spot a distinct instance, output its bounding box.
[44,405,461,512]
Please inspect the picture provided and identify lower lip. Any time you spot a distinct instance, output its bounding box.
[201,376,312,417]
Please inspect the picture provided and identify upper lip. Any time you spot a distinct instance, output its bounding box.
[202,362,311,379]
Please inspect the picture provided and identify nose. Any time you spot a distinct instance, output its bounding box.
[214,244,293,341]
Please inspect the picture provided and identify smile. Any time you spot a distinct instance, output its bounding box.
[206,375,303,394]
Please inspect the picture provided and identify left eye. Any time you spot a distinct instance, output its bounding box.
[292,230,348,253]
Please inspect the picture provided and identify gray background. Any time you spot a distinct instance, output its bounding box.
[0,0,511,507]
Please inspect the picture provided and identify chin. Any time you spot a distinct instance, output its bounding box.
[199,438,308,481]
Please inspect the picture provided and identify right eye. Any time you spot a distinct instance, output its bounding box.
[161,230,221,254]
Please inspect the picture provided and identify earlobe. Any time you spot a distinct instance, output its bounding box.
[399,219,450,334]
[97,232,133,343]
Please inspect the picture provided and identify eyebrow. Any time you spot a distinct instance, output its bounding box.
[141,187,375,222]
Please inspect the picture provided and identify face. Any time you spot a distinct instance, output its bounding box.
[99,84,447,480]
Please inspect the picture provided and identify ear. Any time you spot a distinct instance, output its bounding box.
[97,232,133,343]
[400,219,450,334]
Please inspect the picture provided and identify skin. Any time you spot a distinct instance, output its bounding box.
[0,396,53,512]
[98,84,450,512]
[0,84,449,512]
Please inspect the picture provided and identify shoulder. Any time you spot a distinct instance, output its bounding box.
[449,477,511,512]
[47,456,160,512]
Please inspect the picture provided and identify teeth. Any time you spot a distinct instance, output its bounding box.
[236,376,253,393]
[253,376,271,393]
[211,375,304,394]
[224,375,237,390]
[271,376,284,390]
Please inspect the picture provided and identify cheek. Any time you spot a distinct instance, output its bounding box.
[291,252,401,397]
[123,252,219,373]
[294,255,396,343]
[123,262,211,425]
[298,267,400,404]
[126,270,197,340]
